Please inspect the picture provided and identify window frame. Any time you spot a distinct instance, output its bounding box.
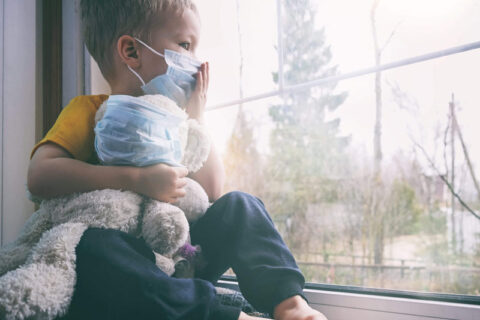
[207,40,480,110]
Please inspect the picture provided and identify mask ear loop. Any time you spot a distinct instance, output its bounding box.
[135,37,165,58]
[128,37,167,86]
[127,65,146,86]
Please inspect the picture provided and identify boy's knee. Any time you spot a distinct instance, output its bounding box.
[214,191,270,222]
[219,191,262,207]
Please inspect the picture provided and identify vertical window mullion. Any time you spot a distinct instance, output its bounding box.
[276,0,285,93]
[0,0,4,246]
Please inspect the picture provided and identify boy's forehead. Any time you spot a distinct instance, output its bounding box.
[156,8,200,40]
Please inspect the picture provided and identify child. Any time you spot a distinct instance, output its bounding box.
[27,1,327,319]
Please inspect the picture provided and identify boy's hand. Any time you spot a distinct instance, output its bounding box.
[184,62,209,123]
[273,295,328,320]
[133,163,188,203]
[238,312,272,320]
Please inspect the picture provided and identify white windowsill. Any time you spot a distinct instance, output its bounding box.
[218,279,480,320]
[305,288,480,320]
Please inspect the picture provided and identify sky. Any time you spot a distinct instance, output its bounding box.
[194,0,480,187]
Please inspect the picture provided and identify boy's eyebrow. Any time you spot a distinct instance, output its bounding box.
[174,30,198,44]
[174,28,197,38]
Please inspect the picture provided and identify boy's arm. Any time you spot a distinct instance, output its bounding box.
[188,143,225,202]
[28,143,188,203]
[185,62,225,202]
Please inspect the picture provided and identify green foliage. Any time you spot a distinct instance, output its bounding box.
[415,210,447,235]
[223,107,265,196]
[385,179,423,236]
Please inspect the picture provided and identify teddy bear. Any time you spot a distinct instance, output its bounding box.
[93,94,212,276]
[0,94,212,320]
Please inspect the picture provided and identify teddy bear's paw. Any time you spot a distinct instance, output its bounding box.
[182,119,211,173]
[174,178,210,223]
[153,252,176,276]
[142,201,190,256]
[0,208,52,276]
[172,257,195,279]
[0,243,35,278]
[0,262,75,320]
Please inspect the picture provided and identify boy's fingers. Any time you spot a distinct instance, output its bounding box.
[197,70,204,94]
[205,62,209,92]
[201,63,207,94]
[193,70,201,94]
[173,188,186,199]
[173,166,188,178]
[176,177,187,188]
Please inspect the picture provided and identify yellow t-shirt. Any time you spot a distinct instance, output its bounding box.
[31,95,109,163]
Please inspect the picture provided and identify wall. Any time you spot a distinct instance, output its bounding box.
[0,0,39,245]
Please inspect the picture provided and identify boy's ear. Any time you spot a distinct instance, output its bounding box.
[117,35,141,68]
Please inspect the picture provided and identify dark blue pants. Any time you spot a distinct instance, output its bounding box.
[64,192,305,320]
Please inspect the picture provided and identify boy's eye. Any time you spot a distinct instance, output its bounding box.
[179,42,190,50]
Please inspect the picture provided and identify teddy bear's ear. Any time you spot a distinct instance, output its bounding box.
[94,101,108,125]
[182,119,211,173]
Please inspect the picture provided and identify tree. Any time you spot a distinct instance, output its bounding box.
[223,106,265,196]
[369,0,401,265]
[265,0,348,250]
[223,0,265,197]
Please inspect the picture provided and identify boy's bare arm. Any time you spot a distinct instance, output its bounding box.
[184,62,225,202]
[28,143,188,203]
[188,142,225,202]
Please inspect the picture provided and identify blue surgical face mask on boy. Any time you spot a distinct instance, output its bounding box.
[127,38,202,108]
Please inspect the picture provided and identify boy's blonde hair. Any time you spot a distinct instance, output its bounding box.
[80,0,197,81]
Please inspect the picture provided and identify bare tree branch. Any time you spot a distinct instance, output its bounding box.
[388,80,420,113]
[413,139,480,221]
[452,111,480,200]
[443,115,450,180]
[380,20,403,54]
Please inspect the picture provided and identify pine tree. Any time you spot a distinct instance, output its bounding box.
[266,0,349,249]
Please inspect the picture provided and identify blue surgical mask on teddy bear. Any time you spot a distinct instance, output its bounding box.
[94,95,186,167]
[127,38,202,108]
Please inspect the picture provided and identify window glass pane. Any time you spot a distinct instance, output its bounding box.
[213,49,480,295]
[205,98,278,196]
[195,0,240,105]
[196,0,278,106]
[300,50,480,294]
[83,0,480,296]
[282,0,480,86]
